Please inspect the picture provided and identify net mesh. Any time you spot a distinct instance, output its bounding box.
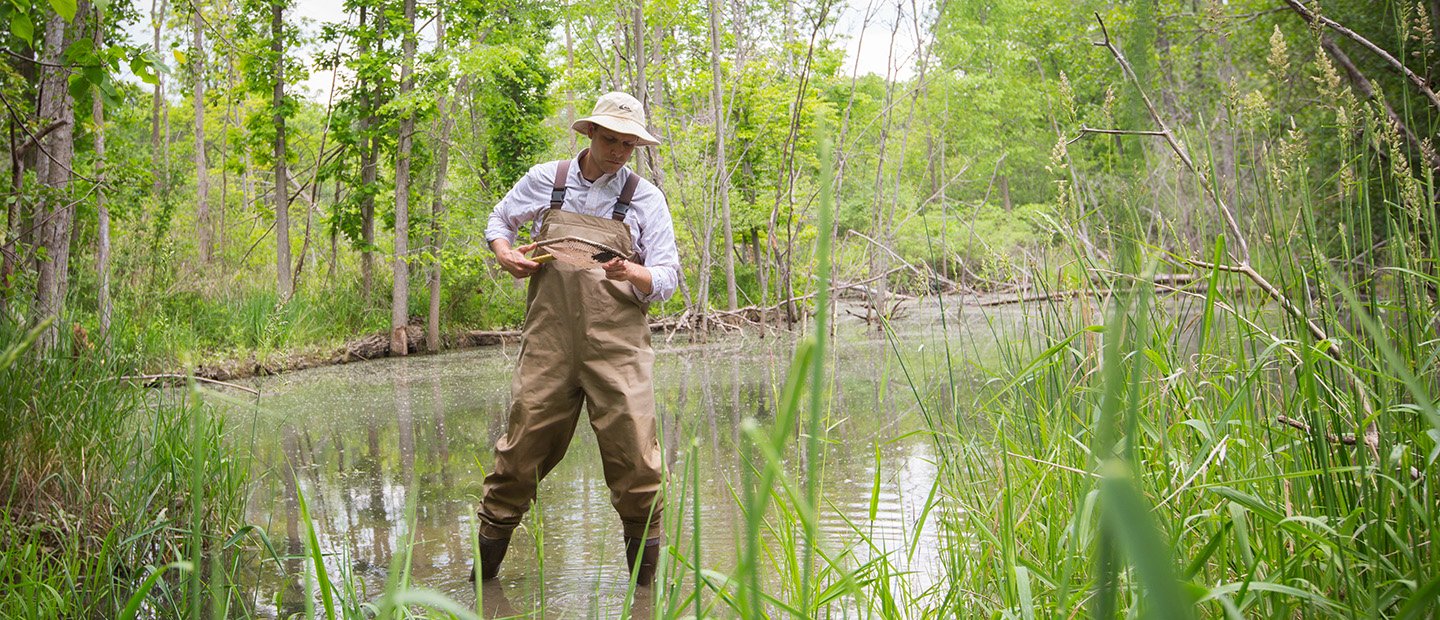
[532,236,630,269]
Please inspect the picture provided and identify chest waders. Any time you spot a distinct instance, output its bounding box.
[476,156,664,584]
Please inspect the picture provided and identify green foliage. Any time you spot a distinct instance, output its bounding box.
[100,281,389,367]
[466,3,557,189]
[0,323,248,617]
[892,202,1052,282]
[442,268,526,328]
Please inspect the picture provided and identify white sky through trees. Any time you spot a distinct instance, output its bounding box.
[115,0,927,112]
[207,0,927,102]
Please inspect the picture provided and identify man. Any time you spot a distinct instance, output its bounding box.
[477,91,679,586]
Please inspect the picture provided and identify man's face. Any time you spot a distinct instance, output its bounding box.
[588,127,639,175]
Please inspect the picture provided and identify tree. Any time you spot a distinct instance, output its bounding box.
[708,0,736,312]
[149,0,167,207]
[238,0,303,298]
[193,0,210,262]
[357,2,380,301]
[271,0,290,298]
[390,0,417,355]
[428,10,456,353]
[32,2,78,349]
[94,5,111,343]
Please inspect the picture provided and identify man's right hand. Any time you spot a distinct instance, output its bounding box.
[492,239,541,279]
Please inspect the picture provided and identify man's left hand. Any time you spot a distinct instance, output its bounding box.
[602,258,654,296]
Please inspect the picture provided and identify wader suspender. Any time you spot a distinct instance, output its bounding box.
[550,158,641,221]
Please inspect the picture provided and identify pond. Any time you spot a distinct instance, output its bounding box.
[227,299,1022,617]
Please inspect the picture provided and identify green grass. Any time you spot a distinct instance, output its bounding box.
[920,34,1440,616]
[0,322,251,618]
[937,251,1438,616]
[6,43,1440,617]
[66,263,530,372]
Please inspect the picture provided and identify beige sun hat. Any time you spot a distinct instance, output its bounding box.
[571,92,662,146]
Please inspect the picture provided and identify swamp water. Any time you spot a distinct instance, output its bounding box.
[228,301,1024,617]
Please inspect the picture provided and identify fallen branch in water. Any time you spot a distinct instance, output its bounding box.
[117,374,260,395]
[969,273,1219,307]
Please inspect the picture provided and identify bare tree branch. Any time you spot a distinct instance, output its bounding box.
[1187,258,1333,347]
[1283,0,1440,114]
[13,120,68,157]
[1067,126,1169,145]
[1319,36,1440,171]
[1091,14,1251,263]
[0,92,96,185]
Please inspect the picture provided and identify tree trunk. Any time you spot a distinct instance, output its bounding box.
[708,0,736,312]
[428,17,457,354]
[193,5,210,263]
[95,7,111,343]
[150,0,167,209]
[629,0,650,174]
[564,1,578,151]
[328,175,340,280]
[358,5,376,302]
[3,122,22,316]
[272,0,291,299]
[391,0,416,356]
[643,17,666,183]
[291,175,316,289]
[613,4,627,91]
[880,5,931,304]
[34,9,77,349]
[220,32,237,262]
[868,10,901,327]
[243,138,253,214]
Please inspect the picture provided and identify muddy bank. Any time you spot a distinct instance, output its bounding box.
[177,290,1076,384]
[180,304,807,383]
[185,317,703,382]
[188,326,524,382]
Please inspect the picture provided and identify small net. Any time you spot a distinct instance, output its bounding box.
[532,235,631,269]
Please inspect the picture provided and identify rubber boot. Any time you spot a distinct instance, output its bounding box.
[469,535,510,582]
[624,537,660,586]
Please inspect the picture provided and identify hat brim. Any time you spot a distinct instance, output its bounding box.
[572,116,662,146]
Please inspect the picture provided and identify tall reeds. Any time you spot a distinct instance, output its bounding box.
[0,322,251,617]
[930,19,1440,617]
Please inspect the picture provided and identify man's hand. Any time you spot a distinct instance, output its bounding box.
[602,258,653,296]
[493,239,540,279]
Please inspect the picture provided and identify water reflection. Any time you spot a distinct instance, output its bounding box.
[234,307,1005,616]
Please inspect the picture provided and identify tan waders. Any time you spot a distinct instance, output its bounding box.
[477,159,664,584]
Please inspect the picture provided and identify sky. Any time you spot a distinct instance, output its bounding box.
[126,0,927,102]
[294,0,925,100]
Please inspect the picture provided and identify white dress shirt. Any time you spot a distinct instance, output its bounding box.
[485,156,681,303]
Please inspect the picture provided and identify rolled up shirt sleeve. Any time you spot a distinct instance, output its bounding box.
[632,187,681,303]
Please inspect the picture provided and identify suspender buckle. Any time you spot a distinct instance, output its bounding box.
[549,189,566,206]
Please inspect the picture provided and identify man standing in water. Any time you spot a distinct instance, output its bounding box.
[477,92,679,586]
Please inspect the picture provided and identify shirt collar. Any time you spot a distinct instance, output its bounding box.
[574,149,626,188]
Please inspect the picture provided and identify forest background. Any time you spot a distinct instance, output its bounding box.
[4,0,1440,616]
[5,0,1403,368]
